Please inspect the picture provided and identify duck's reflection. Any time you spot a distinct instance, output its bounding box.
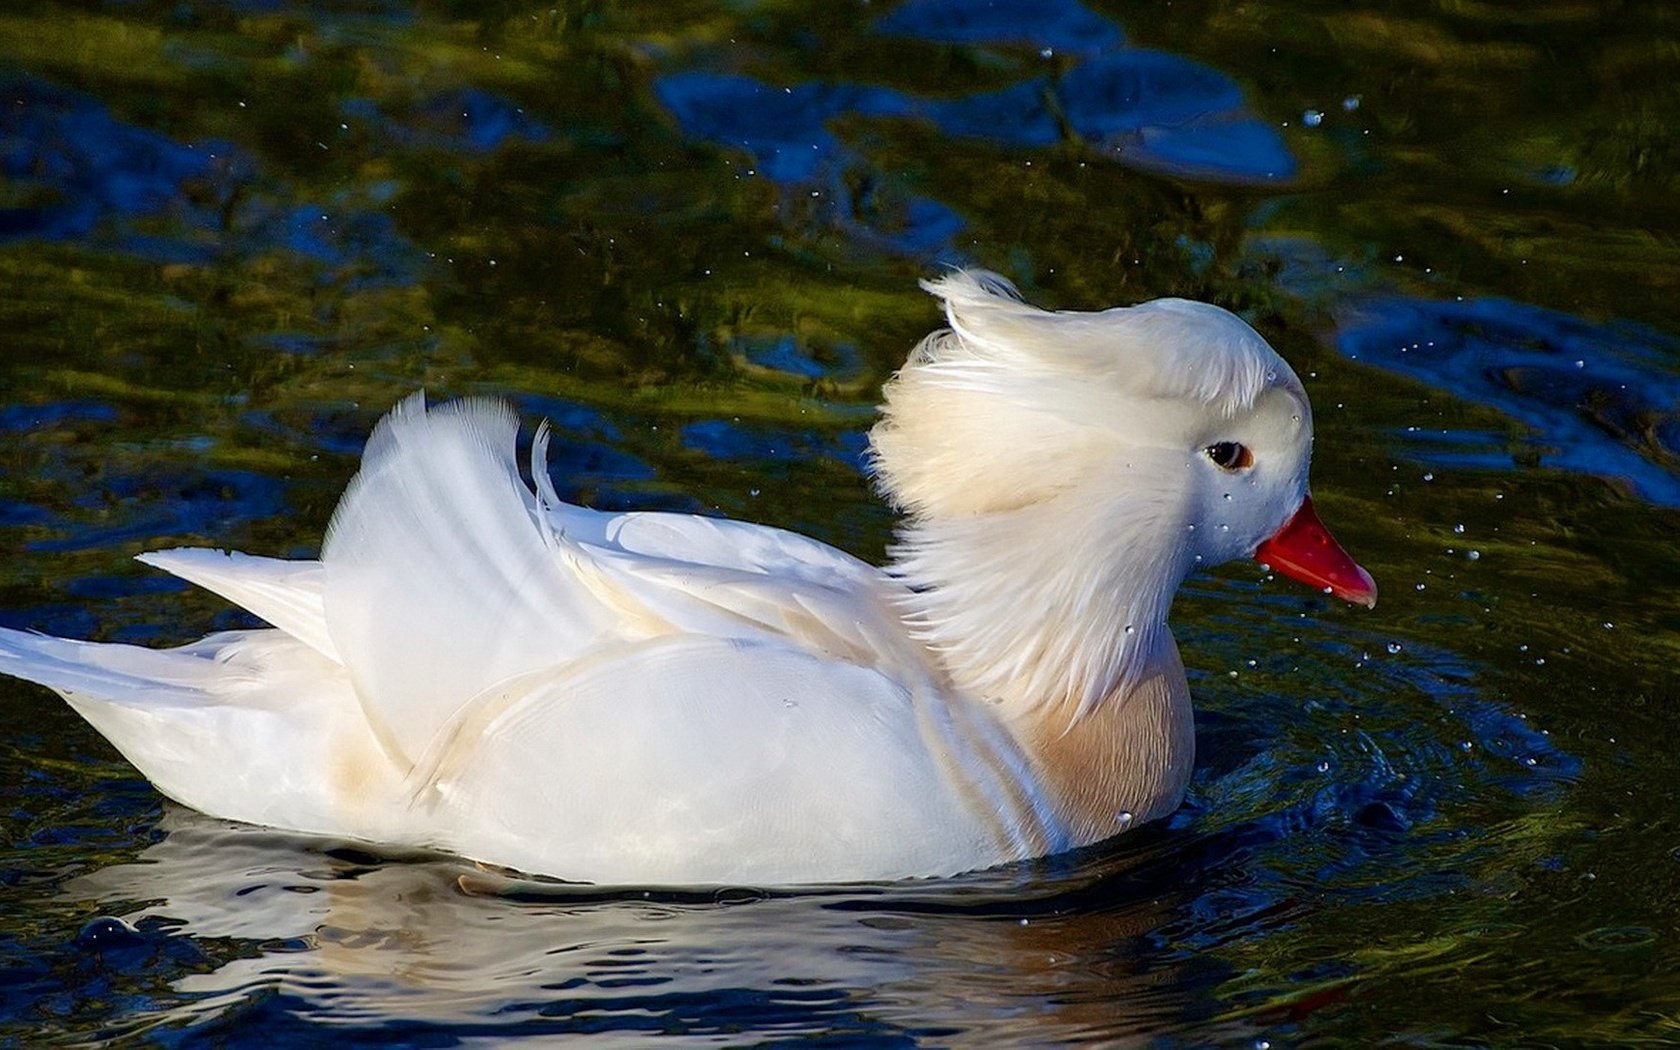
[64,806,1271,1044]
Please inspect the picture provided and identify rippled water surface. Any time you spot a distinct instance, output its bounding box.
[3,0,1679,1044]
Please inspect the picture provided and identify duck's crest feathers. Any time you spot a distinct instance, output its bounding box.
[916,269,1291,420]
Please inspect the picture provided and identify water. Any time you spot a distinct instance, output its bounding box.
[2,0,1679,1044]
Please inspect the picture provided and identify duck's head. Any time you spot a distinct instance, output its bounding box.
[871,270,1374,638]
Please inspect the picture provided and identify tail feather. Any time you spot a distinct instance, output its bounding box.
[0,625,408,839]
[0,626,235,707]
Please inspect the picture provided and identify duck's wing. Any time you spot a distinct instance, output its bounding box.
[127,397,612,770]
[538,496,915,669]
[535,436,918,669]
[315,394,622,767]
[533,439,883,597]
[132,396,923,775]
[316,395,922,769]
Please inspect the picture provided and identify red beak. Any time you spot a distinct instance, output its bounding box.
[1253,496,1377,608]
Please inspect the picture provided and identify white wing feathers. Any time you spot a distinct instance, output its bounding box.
[0,629,240,707]
[134,549,336,662]
[131,395,920,773]
[318,395,620,765]
[576,542,921,674]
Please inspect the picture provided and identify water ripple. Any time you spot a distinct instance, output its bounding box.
[1338,295,1680,505]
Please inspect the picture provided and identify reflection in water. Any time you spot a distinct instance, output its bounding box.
[680,420,868,470]
[0,76,230,255]
[0,71,431,287]
[875,0,1124,56]
[883,0,1286,179]
[1338,296,1680,505]
[654,76,912,185]
[736,334,863,382]
[925,50,1294,183]
[25,467,287,556]
[61,809,1249,1044]
[341,88,551,155]
[655,2,1293,255]
[652,73,961,255]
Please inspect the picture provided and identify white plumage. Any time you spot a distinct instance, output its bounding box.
[0,271,1374,885]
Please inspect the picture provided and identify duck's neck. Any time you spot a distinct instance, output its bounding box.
[890,488,1192,716]
[1018,634,1196,844]
[888,492,1198,842]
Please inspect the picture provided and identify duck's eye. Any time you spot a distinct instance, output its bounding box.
[1205,441,1253,471]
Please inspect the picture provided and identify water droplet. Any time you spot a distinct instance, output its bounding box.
[1315,760,1330,773]
[1302,109,1324,127]
[1603,622,1615,630]
[1342,95,1361,111]
[749,488,761,497]
[1459,740,1474,752]
[1186,523,1197,532]
[1124,624,1135,635]
[1422,472,1435,482]
[1386,642,1402,654]
[1222,493,1233,501]
[1453,523,1465,534]
[1115,811,1134,830]
[1415,583,1426,591]
[1218,524,1230,532]
[1467,550,1481,561]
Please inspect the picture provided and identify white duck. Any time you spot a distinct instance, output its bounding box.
[0,271,1374,886]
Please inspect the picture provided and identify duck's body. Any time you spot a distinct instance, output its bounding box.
[0,272,1373,885]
